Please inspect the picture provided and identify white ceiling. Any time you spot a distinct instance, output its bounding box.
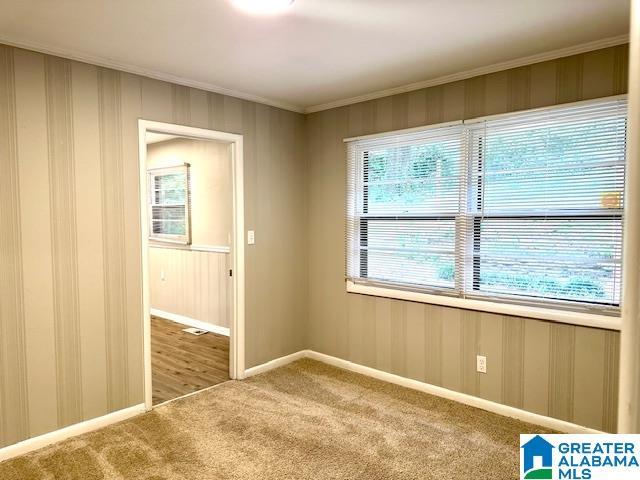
[0,0,630,113]
[146,132,180,144]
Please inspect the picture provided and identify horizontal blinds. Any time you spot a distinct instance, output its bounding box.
[346,96,627,312]
[148,164,191,242]
[346,123,464,290]
[466,99,626,306]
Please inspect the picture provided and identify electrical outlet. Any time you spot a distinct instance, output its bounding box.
[476,355,487,374]
[247,230,255,245]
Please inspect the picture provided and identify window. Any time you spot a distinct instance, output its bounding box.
[346,97,627,314]
[148,164,191,244]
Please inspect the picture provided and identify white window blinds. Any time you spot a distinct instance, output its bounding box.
[346,97,627,313]
[346,123,465,292]
[148,164,191,244]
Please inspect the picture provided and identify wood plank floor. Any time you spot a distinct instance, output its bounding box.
[151,315,230,405]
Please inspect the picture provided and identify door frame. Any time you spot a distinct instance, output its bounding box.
[137,119,245,411]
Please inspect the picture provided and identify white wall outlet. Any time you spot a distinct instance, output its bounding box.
[247,230,255,245]
[476,355,487,374]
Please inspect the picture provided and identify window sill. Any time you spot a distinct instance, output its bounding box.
[346,280,621,331]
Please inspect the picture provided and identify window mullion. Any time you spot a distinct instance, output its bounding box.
[455,126,472,296]
[360,151,369,278]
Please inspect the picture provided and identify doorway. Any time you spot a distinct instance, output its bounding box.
[138,120,245,410]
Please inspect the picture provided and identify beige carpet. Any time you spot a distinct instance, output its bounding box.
[0,359,549,479]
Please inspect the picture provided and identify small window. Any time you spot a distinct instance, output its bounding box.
[148,164,191,244]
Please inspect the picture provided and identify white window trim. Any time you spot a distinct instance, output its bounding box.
[147,163,191,245]
[344,94,627,331]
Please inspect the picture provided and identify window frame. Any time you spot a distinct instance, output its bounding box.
[147,163,192,245]
[345,95,626,331]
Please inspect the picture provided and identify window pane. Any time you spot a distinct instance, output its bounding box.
[154,173,187,205]
[152,205,185,221]
[364,219,456,288]
[477,218,622,305]
[365,140,461,215]
[148,167,189,242]
[151,204,186,236]
[478,114,626,213]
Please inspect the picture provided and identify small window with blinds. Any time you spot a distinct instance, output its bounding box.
[148,164,191,244]
[347,123,464,291]
[346,97,627,314]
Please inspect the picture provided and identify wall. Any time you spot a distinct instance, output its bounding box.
[0,40,629,451]
[306,44,628,432]
[147,138,232,329]
[147,137,232,246]
[0,43,308,449]
[149,248,230,330]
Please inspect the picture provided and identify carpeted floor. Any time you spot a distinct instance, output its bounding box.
[0,359,549,479]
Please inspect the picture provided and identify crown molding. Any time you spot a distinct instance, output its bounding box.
[0,33,629,116]
[304,34,630,114]
[0,35,306,113]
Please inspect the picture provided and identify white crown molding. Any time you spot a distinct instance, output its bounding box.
[0,33,629,116]
[304,34,630,114]
[0,35,305,113]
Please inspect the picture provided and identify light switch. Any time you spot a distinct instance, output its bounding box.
[247,230,255,245]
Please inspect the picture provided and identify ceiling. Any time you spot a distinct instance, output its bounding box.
[146,132,180,144]
[0,0,630,113]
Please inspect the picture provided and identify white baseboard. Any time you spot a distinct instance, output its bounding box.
[0,404,145,463]
[244,349,603,434]
[150,308,230,337]
[243,350,308,378]
[0,348,602,464]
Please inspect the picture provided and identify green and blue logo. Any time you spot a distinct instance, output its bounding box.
[521,435,554,479]
[520,434,640,480]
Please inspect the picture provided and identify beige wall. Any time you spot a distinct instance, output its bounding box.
[0,41,629,450]
[147,137,232,247]
[305,44,628,432]
[0,44,308,449]
[149,248,230,329]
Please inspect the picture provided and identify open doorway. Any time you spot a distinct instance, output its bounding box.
[138,121,245,410]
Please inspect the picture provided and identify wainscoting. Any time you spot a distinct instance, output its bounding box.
[149,246,230,331]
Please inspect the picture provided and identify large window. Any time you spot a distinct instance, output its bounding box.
[148,164,191,244]
[346,97,627,313]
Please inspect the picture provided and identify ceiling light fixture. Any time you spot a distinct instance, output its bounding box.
[231,0,294,15]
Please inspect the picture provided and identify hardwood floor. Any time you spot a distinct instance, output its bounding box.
[151,315,230,405]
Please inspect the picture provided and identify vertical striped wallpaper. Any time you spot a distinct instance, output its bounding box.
[0,43,308,448]
[45,55,84,427]
[0,44,29,447]
[306,44,628,432]
[0,41,629,449]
